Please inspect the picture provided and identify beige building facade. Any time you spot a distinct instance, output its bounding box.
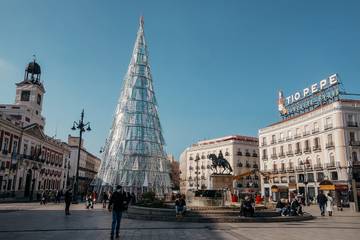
[259,99,360,204]
[67,135,101,195]
[179,135,259,193]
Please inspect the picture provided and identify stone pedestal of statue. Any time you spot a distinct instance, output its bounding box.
[210,174,234,190]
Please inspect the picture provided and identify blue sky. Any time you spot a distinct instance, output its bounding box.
[0,0,359,159]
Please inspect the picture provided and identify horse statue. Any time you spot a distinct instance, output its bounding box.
[208,151,233,174]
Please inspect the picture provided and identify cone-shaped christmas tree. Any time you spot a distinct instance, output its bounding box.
[96,17,171,196]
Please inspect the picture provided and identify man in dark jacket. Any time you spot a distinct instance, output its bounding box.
[64,188,72,215]
[317,191,327,216]
[108,185,126,239]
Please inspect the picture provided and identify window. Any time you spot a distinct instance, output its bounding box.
[313,122,319,131]
[2,138,9,151]
[281,176,287,183]
[262,137,267,145]
[37,94,42,105]
[329,153,335,165]
[272,147,276,155]
[288,160,293,168]
[353,152,358,162]
[271,135,276,143]
[298,174,305,183]
[325,117,333,129]
[314,137,320,148]
[280,146,284,155]
[350,132,356,142]
[317,172,324,182]
[21,91,30,101]
[287,130,292,138]
[288,144,292,151]
[304,140,310,150]
[331,171,338,180]
[304,125,309,134]
[327,134,333,144]
[280,133,284,141]
[289,176,296,183]
[307,173,314,182]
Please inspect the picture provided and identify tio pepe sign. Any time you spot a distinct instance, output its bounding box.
[285,74,338,105]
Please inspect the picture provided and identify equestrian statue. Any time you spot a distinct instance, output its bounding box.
[208,150,233,174]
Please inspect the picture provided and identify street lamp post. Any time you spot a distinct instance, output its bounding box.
[71,109,91,202]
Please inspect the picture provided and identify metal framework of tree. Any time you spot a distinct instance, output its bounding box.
[96,17,171,196]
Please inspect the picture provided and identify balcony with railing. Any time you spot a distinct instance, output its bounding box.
[295,166,304,172]
[245,152,251,157]
[286,136,293,141]
[347,121,359,127]
[278,138,284,143]
[286,167,295,173]
[262,154,268,160]
[261,142,267,147]
[326,142,335,149]
[313,145,321,152]
[272,169,278,174]
[350,140,360,147]
[252,153,258,157]
[286,150,294,156]
[271,154,278,160]
[314,164,323,170]
[312,128,320,134]
[271,139,277,145]
[303,131,311,137]
[303,147,311,154]
[279,152,285,158]
[294,134,301,139]
[326,162,336,169]
[295,149,302,155]
[237,151,242,156]
[324,124,333,130]
[279,167,286,173]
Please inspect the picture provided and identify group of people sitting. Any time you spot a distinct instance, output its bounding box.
[275,197,303,216]
[174,194,186,218]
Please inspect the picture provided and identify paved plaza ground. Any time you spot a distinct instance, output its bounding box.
[0,202,359,240]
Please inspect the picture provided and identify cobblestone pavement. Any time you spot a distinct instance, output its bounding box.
[0,203,359,240]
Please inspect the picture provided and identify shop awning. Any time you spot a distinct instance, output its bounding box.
[319,180,335,191]
[288,183,297,190]
[271,185,288,192]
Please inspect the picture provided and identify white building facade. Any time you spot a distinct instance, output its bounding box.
[0,59,70,200]
[179,135,259,193]
[259,99,360,204]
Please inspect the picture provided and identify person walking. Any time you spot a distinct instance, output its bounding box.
[102,191,109,208]
[326,193,334,216]
[64,188,72,215]
[108,185,126,239]
[317,191,327,216]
